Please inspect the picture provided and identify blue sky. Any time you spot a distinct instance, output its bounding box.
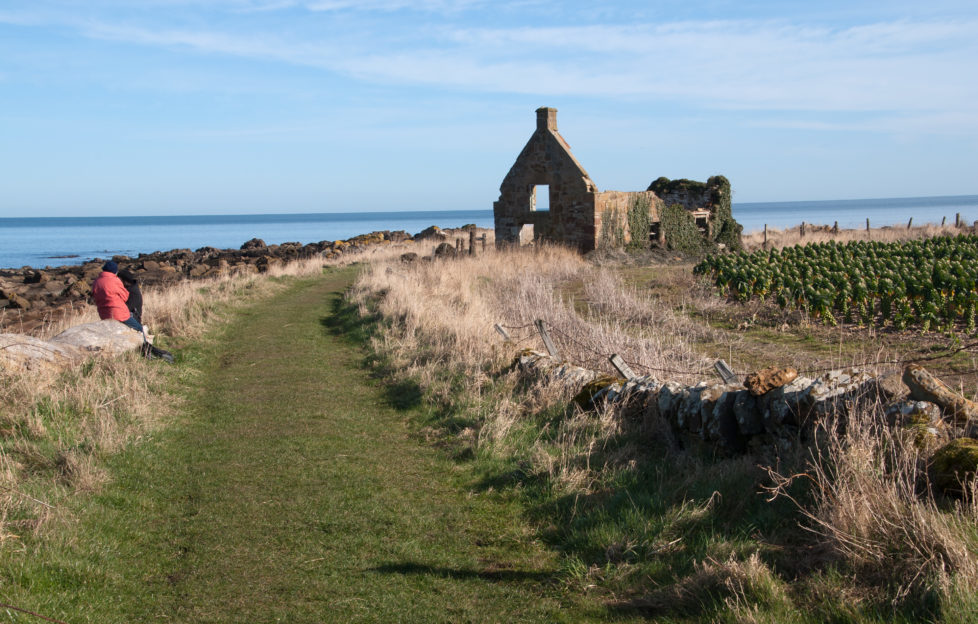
[1,0,976,216]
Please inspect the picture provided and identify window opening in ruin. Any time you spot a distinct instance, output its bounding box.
[533,185,550,211]
[695,216,708,234]
[649,222,661,245]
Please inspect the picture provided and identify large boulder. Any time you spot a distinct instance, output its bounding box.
[0,333,83,371]
[49,320,145,355]
[415,225,447,241]
[433,242,458,259]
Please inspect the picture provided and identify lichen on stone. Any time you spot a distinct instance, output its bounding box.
[574,374,625,410]
[932,437,978,494]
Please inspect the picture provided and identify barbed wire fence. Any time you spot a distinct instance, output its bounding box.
[497,319,978,385]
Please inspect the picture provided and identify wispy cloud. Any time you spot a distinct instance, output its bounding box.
[304,0,486,12]
[5,5,977,132]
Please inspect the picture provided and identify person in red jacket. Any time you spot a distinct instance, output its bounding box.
[92,261,143,332]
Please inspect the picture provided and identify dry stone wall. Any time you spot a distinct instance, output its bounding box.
[514,350,978,468]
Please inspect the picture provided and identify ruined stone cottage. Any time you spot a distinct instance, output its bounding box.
[493,107,741,252]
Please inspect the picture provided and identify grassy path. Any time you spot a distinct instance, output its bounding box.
[5,268,609,623]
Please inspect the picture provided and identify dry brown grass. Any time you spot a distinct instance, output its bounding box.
[350,244,735,498]
[742,223,971,252]
[352,240,978,616]
[765,407,978,600]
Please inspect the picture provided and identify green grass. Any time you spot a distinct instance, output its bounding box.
[0,267,625,623]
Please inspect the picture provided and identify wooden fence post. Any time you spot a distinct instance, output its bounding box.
[494,324,510,341]
[800,222,806,238]
[956,213,961,227]
[763,224,768,248]
[535,320,559,358]
[907,217,913,230]
[714,359,738,384]
[481,234,487,251]
[866,218,870,232]
[609,354,636,380]
[469,230,476,256]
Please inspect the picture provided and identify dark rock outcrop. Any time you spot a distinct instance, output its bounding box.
[0,230,434,334]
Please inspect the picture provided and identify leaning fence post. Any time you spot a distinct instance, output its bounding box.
[535,319,559,358]
[494,324,510,341]
[714,359,738,384]
[907,217,913,230]
[609,354,636,381]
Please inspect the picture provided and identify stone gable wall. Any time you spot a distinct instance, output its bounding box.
[494,108,599,251]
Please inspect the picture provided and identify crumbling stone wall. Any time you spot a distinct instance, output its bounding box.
[649,176,742,251]
[594,191,663,249]
[514,350,978,480]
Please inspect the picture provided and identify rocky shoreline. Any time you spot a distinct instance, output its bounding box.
[0,225,480,334]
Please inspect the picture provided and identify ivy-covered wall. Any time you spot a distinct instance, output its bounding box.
[658,203,710,254]
[648,175,743,252]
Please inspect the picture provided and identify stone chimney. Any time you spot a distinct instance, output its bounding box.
[536,107,557,132]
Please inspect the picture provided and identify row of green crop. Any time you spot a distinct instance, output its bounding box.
[694,235,978,332]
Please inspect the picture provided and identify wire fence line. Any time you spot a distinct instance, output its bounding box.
[498,319,978,381]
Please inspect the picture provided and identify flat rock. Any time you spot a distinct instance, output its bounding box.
[0,333,83,371]
[49,320,145,355]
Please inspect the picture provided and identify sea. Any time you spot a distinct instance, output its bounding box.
[1,195,977,270]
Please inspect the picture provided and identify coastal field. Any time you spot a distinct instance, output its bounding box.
[1,225,977,622]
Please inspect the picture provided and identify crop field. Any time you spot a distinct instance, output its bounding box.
[695,234,978,332]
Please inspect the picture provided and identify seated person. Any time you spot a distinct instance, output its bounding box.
[117,269,143,324]
[118,268,149,340]
[92,261,143,333]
